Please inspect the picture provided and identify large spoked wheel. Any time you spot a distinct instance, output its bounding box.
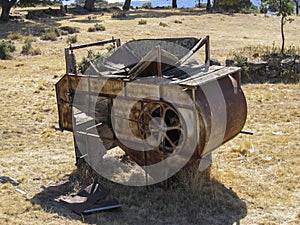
[137,101,186,156]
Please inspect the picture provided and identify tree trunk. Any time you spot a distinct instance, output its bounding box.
[84,0,96,12]
[296,1,299,15]
[206,0,211,12]
[0,0,17,22]
[213,0,220,11]
[281,15,285,55]
[123,0,131,10]
[172,0,177,8]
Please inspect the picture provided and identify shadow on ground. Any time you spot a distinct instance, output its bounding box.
[0,18,61,39]
[31,168,247,225]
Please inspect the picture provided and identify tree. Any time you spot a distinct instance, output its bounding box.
[172,0,177,8]
[123,0,131,10]
[218,0,252,12]
[83,0,95,11]
[0,0,100,22]
[295,0,300,14]
[0,0,18,22]
[206,0,212,11]
[213,0,220,10]
[0,0,50,22]
[264,0,294,55]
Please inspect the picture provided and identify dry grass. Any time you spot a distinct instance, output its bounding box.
[0,7,299,225]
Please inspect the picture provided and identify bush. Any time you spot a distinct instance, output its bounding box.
[94,23,106,31]
[67,35,77,44]
[77,51,103,74]
[219,0,253,13]
[88,27,96,32]
[142,2,153,9]
[7,32,23,40]
[21,40,42,56]
[24,35,36,43]
[88,23,106,32]
[60,26,80,35]
[0,40,16,60]
[233,53,250,82]
[111,12,126,18]
[174,20,182,24]
[40,28,61,41]
[30,47,42,56]
[106,44,116,52]
[138,19,147,25]
[41,31,57,41]
[21,40,32,55]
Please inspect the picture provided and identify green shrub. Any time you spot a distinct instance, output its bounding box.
[138,19,147,25]
[77,50,114,74]
[88,24,106,32]
[40,28,61,41]
[0,40,16,60]
[260,1,268,14]
[21,40,32,55]
[45,28,61,37]
[67,35,77,44]
[233,53,250,82]
[77,51,103,74]
[174,20,182,24]
[219,0,253,13]
[21,40,42,56]
[94,23,106,31]
[87,16,97,20]
[106,44,116,52]
[60,26,80,34]
[88,26,96,32]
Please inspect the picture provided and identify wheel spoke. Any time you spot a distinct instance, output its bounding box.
[164,134,177,149]
[166,125,181,131]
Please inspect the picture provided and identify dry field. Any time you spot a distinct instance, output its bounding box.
[0,7,299,225]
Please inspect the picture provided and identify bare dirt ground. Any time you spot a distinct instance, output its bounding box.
[0,7,299,225]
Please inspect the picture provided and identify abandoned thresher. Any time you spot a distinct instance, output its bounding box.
[55,36,247,185]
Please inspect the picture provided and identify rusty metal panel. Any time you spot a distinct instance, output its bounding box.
[55,74,73,131]
[93,78,124,96]
[70,75,88,92]
[125,82,160,100]
[161,84,193,106]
